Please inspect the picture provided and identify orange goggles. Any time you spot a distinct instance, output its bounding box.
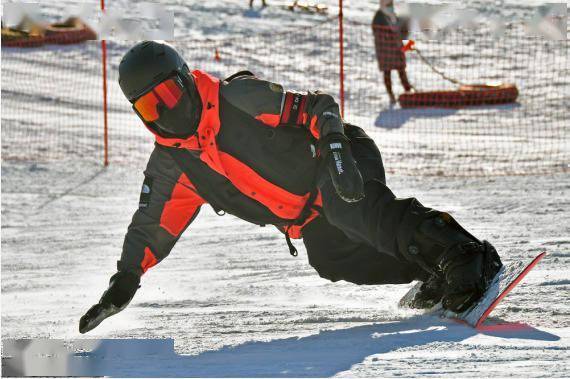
[133,77,184,122]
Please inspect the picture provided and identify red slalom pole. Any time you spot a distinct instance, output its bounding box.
[338,0,345,118]
[101,0,109,166]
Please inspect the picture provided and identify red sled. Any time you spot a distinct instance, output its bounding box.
[398,83,519,108]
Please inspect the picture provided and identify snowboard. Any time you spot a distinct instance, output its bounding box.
[399,252,546,328]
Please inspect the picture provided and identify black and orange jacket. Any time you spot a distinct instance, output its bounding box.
[118,70,346,276]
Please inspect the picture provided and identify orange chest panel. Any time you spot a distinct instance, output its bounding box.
[154,70,318,225]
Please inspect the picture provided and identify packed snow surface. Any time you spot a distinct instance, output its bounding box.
[2,0,569,377]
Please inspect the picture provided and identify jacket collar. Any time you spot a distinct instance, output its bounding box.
[150,70,220,150]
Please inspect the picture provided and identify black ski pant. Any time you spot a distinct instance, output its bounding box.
[302,124,426,285]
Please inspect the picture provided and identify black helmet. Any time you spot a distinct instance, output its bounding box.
[119,41,188,101]
[118,41,202,138]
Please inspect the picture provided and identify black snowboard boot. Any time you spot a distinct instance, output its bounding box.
[398,200,503,313]
[440,240,502,312]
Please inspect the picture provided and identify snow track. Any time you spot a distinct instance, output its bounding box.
[2,161,568,376]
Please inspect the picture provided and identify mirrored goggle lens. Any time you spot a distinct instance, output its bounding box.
[133,78,184,122]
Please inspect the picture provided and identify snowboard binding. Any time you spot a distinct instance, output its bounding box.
[407,240,502,312]
[397,200,503,312]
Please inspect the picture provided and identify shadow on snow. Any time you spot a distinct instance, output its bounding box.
[375,102,521,129]
[2,315,560,377]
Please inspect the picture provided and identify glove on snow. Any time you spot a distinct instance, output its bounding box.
[319,133,365,203]
[79,271,140,334]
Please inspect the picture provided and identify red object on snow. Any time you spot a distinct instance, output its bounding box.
[43,18,97,45]
[2,17,96,48]
[401,39,415,53]
[398,83,519,108]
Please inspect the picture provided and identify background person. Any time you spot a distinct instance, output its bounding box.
[372,0,414,104]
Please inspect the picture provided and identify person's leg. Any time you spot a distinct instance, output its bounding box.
[397,68,413,92]
[383,70,396,104]
[320,125,453,259]
[303,125,424,285]
[318,125,502,311]
[317,124,414,260]
[302,215,424,285]
[320,176,416,261]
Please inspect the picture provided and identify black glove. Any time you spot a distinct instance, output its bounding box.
[319,133,365,203]
[79,271,140,334]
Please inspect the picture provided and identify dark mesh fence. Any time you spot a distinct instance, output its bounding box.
[2,16,568,176]
[1,42,104,161]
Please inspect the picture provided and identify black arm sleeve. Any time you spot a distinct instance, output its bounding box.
[118,146,205,276]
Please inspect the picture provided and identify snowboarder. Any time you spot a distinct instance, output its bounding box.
[372,0,414,104]
[79,41,502,333]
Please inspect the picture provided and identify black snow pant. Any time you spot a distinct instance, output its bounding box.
[302,124,426,285]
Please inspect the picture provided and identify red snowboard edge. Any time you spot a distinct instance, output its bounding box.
[475,251,546,328]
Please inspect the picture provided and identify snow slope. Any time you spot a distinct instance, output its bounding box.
[2,162,569,377]
[2,0,569,377]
